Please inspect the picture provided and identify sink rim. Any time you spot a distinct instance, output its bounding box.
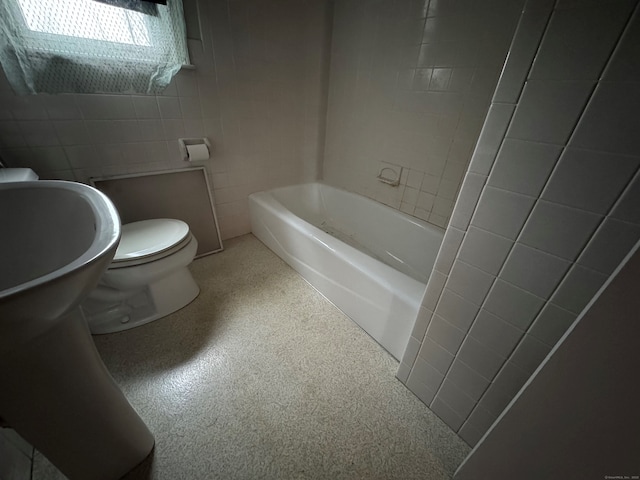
[0,180,121,302]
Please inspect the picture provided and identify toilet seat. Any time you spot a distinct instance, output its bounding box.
[110,219,193,269]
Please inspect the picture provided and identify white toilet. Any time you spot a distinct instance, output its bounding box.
[81,218,200,334]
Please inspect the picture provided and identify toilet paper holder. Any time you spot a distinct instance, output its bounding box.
[178,138,212,161]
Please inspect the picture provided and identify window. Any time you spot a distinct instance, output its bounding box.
[17,0,152,46]
[0,0,189,94]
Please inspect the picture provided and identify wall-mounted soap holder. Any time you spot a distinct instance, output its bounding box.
[377,166,403,187]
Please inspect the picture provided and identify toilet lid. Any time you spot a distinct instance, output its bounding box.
[113,219,190,262]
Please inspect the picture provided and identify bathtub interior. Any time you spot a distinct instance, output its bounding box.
[271,183,443,283]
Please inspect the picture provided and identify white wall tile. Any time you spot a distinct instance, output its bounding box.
[447,359,491,401]
[506,80,594,145]
[528,302,577,347]
[83,120,112,144]
[468,104,516,175]
[433,202,454,222]
[542,149,640,214]
[449,68,475,92]
[3,147,33,168]
[457,336,506,380]
[491,360,530,399]
[162,119,186,141]
[410,356,446,394]
[446,260,495,306]
[137,120,165,142]
[469,310,524,358]
[97,144,125,166]
[431,397,465,431]
[158,96,183,119]
[603,5,640,81]
[64,145,100,168]
[418,336,455,376]
[426,314,467,355]
[519,200,603,261]
[406,168,425,189]
[578,218,640,275]
[115,120,143,143]
[403,336,422,365]
[463,404,498,443]
[529,5,633,81]
[76,94,135,120]
[434,288,480,331]
[480,384,517,422]
[28,147,70,172]
[551,264,608,314]
[0,121,25,148]
[501,243,571,299]
[179,96,203,119]
[183,118,204,138]
[53,121,90,146]
[406,372,437,405]
[132,96,161,119]
[436,179,459,201]
[458,422,485,447]
[457,226,513,275]
[175,70,200,97]
[396,362,412,383]
[493,8,552,103]
[410,306,434,341]
[449,173,487,230]
[436,378,477,419]
[483,279,544,330]
[8,96,48,120]
[434,226,465,275]
[611,170,640,224]
[42,95,83,120]
[417,191,435,211]
[510,334,551,374]
[483,279,545,331]
[471,187,536,240]
[19,121,59,147]
[570,82,640,156]
[421,270,448,311]
[429,213,449,228]
[488,139,561,197]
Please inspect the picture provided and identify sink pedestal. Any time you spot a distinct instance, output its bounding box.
[0,309,154,480]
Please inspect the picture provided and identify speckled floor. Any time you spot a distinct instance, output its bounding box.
[33,234,469,480]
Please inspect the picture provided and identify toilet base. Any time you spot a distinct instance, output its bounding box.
[82,267,200,334]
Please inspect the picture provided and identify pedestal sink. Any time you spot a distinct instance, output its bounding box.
[0,180,154,479]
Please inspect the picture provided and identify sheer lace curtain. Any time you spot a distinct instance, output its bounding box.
[0,0,189,94]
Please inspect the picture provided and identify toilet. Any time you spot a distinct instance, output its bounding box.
[81,218,200,334]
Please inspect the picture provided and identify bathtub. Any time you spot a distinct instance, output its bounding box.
[249,183,444,360]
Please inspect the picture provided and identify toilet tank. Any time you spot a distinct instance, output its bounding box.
[0,168,39,182]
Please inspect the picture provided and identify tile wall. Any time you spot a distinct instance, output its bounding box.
[322,0,524,228]
[398,0,640,447]
[0,0,332,240]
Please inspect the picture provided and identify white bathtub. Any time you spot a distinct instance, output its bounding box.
[249,183,444,360]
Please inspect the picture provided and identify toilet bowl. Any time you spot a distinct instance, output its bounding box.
[81,218,199,334]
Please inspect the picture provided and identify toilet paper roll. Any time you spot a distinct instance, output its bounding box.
[186,143,209,161]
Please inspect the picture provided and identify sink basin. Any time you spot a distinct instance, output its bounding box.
[0,180,154,480]
[0,180,120,344]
